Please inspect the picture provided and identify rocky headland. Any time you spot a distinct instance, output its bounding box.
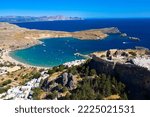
[0,22,120,50]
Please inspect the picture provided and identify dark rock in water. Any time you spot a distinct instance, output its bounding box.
[128,37,140,41]
[120,33,127,37]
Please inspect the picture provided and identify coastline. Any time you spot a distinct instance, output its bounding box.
[3,49,87,69]
[1,49,51,69]
[0,22,120,69]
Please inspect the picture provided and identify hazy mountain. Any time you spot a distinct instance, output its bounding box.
[0,15,84,23]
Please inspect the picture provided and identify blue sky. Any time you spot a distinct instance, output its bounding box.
[0,0,150,18]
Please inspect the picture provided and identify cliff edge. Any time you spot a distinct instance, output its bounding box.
[89,48,150,99]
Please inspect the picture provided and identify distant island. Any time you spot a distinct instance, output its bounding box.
[0,15,84,23]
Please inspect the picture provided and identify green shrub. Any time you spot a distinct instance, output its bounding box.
[61,75,127,100]
[90,69,97,76]
[0,86,10,94]
[48,69,55,75]
[0,79,12,86]
[32,88,43,100]
[33,72,41,78]
[62,87,68,93]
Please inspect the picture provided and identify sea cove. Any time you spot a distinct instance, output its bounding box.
[4,18,150,67]
[0,0,150,101]
[10,34,138,67]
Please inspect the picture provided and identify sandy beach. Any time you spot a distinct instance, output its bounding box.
[1,49,51,69]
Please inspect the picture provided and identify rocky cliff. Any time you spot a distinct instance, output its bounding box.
[88,55,150,99]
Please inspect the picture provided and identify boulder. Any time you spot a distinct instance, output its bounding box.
[62,72,68,86]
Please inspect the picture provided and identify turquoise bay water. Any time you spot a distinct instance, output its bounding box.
[10,35,139,67]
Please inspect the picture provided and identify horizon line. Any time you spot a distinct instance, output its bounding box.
[0,15,150,19]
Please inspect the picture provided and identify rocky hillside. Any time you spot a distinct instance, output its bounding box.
[0,22,120,50]
[0,22,71,50]
[72,27,120,40]
[88,49,150,99]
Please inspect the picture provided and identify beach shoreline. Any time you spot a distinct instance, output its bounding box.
[2,49,87,69]
[0,22,120,69]
[1,49,51,69]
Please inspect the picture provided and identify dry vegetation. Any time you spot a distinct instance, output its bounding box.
[0,22,120,50]
[0,67,38,87]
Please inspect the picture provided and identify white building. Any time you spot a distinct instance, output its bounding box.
[0,70,50,100]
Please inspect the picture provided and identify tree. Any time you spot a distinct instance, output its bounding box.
[111,77,118,94]
[46,93,55,100]
[0,79,12,86]
[53,91,58,98]
[33,72,41,78]
[65,92,70,99]
[62,87,68,93]
[45,91,58,100]
[121,93,128,100]
[61,73,127,100]
[118,82,126,94]
[57,84,63,91]
[58,65,66,71]
[96,93,104,100]
[104,78,112,97]
[0,87,9,94]
[80,66,85,73]
[53,66,59,72]
[85,66,89,76]
[32,88,43,100]
[89,69,97,76]
[68,66,78,75]
[48,69,55,75]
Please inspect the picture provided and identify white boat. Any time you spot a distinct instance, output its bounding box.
[123,42,128,44]
[42,44,46,46]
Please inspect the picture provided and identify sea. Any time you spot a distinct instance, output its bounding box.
[10,19,150,67]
